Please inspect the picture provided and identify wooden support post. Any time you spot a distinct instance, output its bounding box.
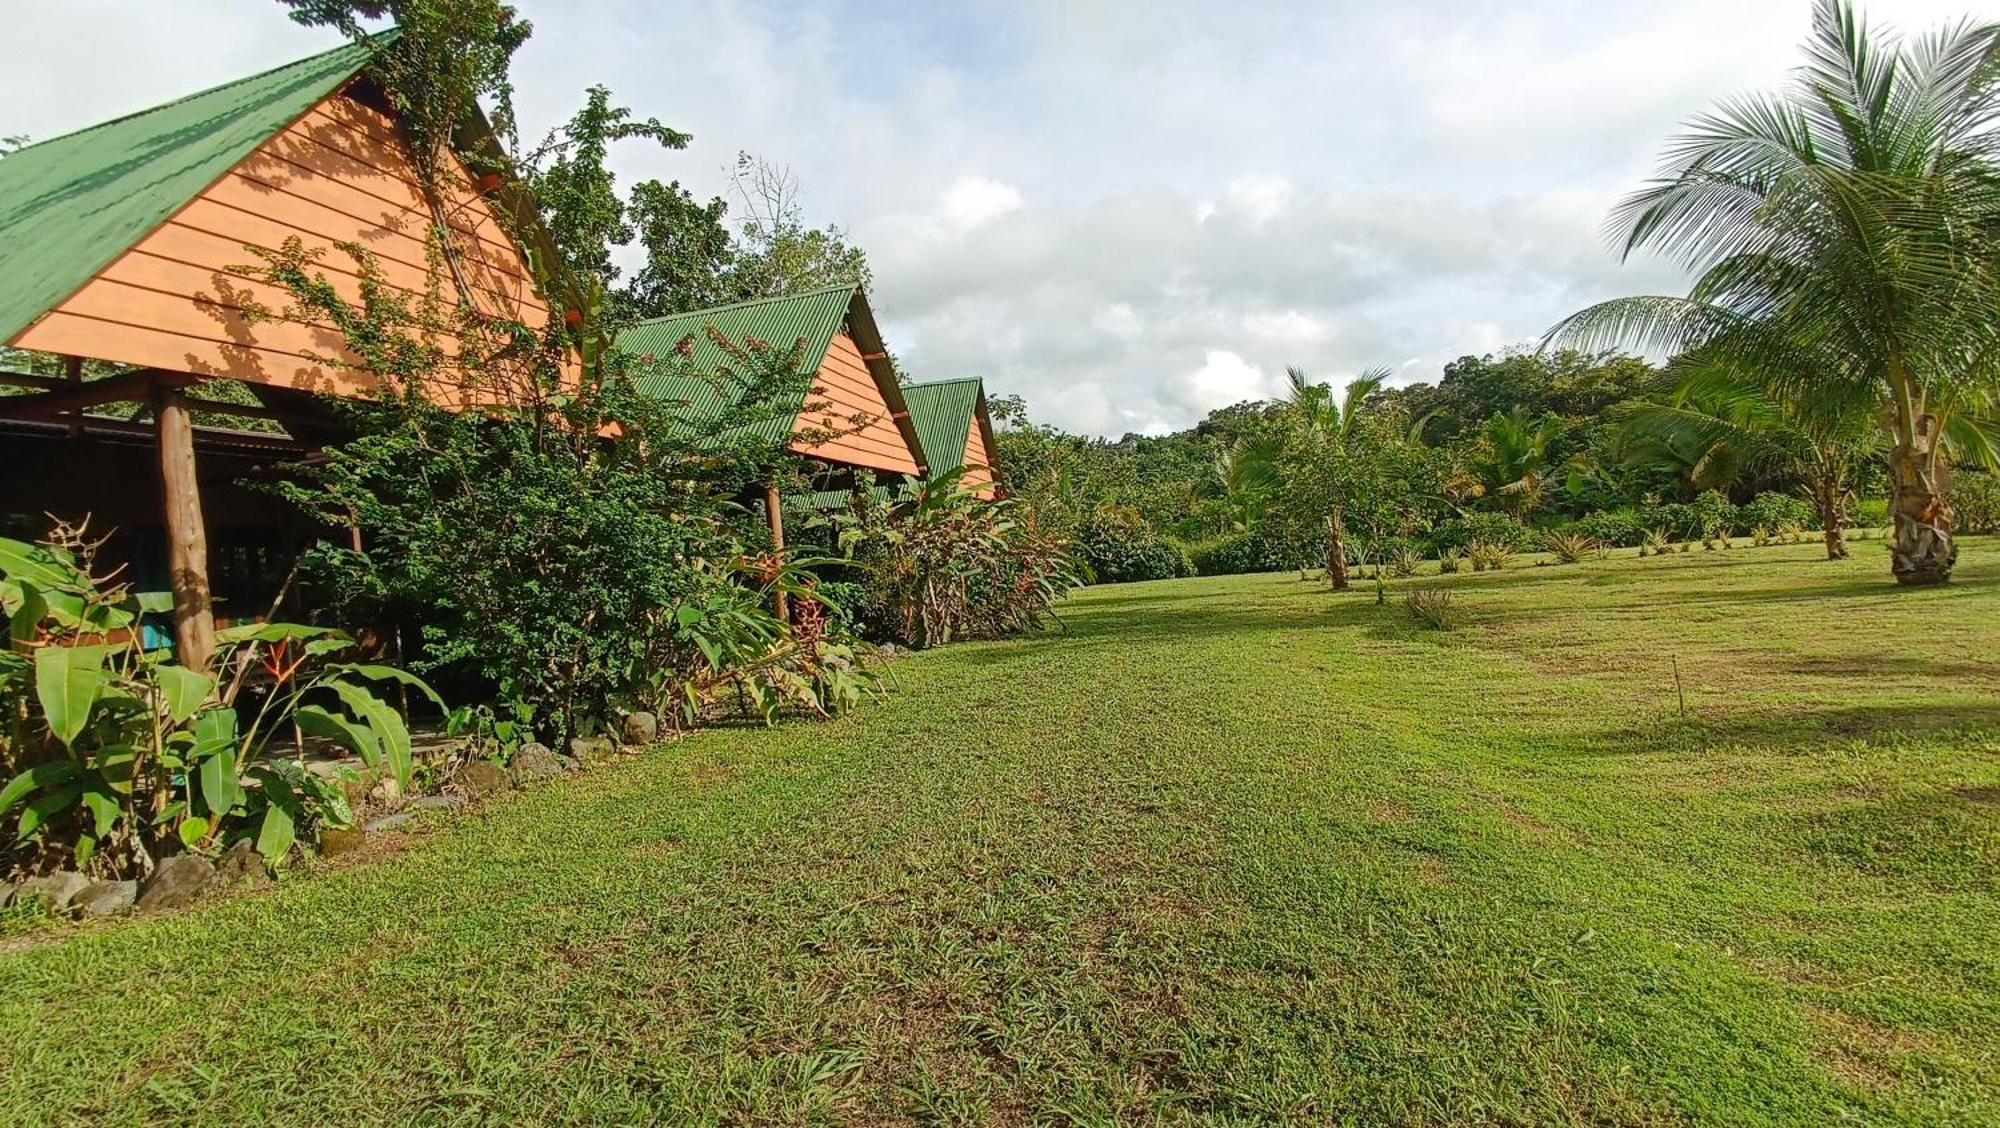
[63,356,83,438]
[764,483,789,623]
[155,387,216,671]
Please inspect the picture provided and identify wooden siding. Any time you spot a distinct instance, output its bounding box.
[11,90,551,402]
[961,417,997,499]
[789,332,921,474]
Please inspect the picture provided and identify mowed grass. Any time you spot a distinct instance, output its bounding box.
[2,542,1998,1125]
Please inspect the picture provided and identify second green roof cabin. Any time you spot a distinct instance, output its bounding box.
[901,377,999,500]
[616,283,926,481]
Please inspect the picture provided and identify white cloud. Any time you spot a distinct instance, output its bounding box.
[937,176,1024,233]
[1177,350,1277,414]
[6,0,1990,435]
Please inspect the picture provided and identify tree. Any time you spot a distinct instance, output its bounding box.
[1270,366,1389,591]
[1463,408,1566,516]
[725,152,872,297]
[1553,0,2000,585]
[1619,362,1878,559]
[518,86,689,290]
[619,179,736,318]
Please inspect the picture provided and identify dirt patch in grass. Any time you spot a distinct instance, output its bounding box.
[1806,1005,1936,1094]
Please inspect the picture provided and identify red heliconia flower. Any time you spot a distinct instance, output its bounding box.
[476,172,505,195]
[564,308,584,327]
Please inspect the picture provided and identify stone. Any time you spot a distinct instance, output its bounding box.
[365,811,417,833]
[319,827,367,857]
[11,870,90,912]
[411,794,467,813]
[509,742,563,785]
[213,839,271,890]
[568,736,615,766]
[368,776,404,808]
[73,880,138,919]
[620,712,659,746]
[556,754,581,773]
[453,761,509,798]
[136,855,216,913]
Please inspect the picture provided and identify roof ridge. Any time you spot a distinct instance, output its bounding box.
[624,280,860,328]
[7,30,394,158]
[906,377,983,389]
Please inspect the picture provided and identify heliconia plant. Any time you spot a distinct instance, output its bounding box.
[0,529,439,879]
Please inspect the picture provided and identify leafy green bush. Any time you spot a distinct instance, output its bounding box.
[1644,491,1741,540]
[1740,492,1818,534]
[1186,531,1309,576]
[1,531,432,879]
[1568,509,1647,547]
[1428,513,1534,555]
[1073,510,1191,584]
[1950,473,2000,535]
[832,471,1081,649]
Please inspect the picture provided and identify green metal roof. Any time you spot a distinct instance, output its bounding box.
[0,33,392,347]
[617,283,925,472]
[902,377,987,472]
[618,283,856,445]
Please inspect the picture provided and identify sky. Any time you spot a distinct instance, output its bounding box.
[6,0,1998,435]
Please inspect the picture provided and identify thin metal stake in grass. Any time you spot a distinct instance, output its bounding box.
[1672,655,1686,717]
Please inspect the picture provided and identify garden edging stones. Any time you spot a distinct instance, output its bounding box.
[135,855,215,913]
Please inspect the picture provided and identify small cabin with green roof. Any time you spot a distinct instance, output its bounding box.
[0,32,559,667]
[616,283,926,483]
[902,378,1000,500]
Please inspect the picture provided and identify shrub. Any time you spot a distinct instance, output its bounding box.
[1853,497,1890,528]
[1073,511,1191,584]
[1404,588,1465,630]
[1951,472,2000,535]
[1,529,432,879]
[1436,549,1463,574]
[1740,491,1817,534]
[1543,530,1599,564]
[1388,545,1423,578]
[1186,530,1306,576]
[1466,540,1516,572]
[1569,509,1647,548]
[835,471,1082,649]
[1639,528,1671,557]
[1428,513,1534,556]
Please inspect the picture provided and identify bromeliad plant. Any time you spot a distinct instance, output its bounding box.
[0,530,439,880]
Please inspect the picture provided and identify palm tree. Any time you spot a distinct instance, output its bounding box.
[1277,365,1388,590]
[1620,363,1879,559]
[1551,0,2000,585]
[1464,408,1565,516]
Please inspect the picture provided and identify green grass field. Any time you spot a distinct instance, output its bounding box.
[2,541,1996,1125]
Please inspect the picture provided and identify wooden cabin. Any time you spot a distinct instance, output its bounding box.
[902,378,1001,500]
[0,32,560,667]
[616,285,929,575]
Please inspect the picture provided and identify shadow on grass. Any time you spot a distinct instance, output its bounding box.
[1576,702,2000,759]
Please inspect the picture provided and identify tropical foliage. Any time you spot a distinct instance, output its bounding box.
[1552,0,2000,584]
[1,527,431,879]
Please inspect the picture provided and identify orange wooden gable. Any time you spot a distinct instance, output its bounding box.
[11,89,553,402]
[960,415,997,499]
[792,331,922,475]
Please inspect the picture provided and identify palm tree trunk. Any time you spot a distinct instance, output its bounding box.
[1809,473,1849,561]
[1326,512,1349,592]
[1886,374,1955,586]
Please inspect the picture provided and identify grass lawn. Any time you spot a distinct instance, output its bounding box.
[2,541,1997,1125]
